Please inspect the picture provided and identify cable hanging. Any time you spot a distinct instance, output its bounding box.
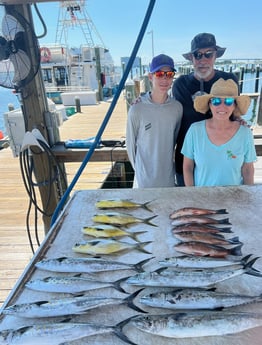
[19,138,67,254]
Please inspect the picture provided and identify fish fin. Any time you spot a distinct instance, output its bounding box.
[124,288,147,313]
[230,243,243,256]
[241,254,255,264]
[144,215,158,227]
[142,201,153,212]
[60,317,73,323]
[155,267,168,274]
[228,236,242,244]
[114,277,129,293]
[131,231,148,242]
[216,209,228,214]
[133,257,154,272]
[57,256,68,261]
[219,227,233,233]
[114,317,138,345]
[244,257,262,276]
[218,218,231,224]
[137,241,152,254]
[73,273,83,277]
[245,269,262,277]
[35,300,49,306]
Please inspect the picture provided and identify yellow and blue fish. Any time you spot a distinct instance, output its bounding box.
[72,238,152,255]
[92,212,157,227]
[82,224,146,242]
[95,198,153,212]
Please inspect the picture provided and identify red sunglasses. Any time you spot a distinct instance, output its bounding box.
[154,70,175,79]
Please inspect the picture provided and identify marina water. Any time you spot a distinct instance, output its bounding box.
[0,71,261,136]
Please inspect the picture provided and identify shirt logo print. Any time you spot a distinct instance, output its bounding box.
[145,123,151,131]
[227,150,237,159]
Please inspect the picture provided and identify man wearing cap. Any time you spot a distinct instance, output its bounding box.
[172,32,239,186]
[126,54,182,188]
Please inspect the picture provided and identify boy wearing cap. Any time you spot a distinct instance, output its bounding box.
[182,78,256,186]
[126,54,182,188]
[172,32,239,186]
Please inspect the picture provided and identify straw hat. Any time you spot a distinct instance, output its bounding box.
[194,78,251,116]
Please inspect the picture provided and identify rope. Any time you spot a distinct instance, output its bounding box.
[51,0,156,226]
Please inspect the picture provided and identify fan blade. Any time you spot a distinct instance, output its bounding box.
[2,14,24,40]
[0,35,8,60]
[9,50,31,84]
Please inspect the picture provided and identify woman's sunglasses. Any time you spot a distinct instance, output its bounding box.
[210,97,235,107]
[154,70,175,79]
[193,50,215,60]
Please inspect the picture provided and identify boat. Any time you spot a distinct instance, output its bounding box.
[39,1,121,105]
[40,44,120,104]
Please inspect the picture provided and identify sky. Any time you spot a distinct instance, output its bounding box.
[20,0,262,66]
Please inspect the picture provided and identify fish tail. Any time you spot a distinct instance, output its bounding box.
[133,257,154,272]
[144,215,158,227]
[228,236,242,244]
[113,277,128,293]
[137,241,152,254]
[219,227,233,233]
[114,316,138,345]
[218,218,231,224]
[124,288,147,313]
[216,209,228,214]
[131,231,147,242]
[241,254,254,264]
[230,243,243,256]
[142,201,153,212]
[244,257,262,276]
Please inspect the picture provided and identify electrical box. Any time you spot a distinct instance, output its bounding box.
[4,108,25,157]
[4,99,65,157]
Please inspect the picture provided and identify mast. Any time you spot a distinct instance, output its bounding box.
[55,0,107,50]
[54,0,111,96]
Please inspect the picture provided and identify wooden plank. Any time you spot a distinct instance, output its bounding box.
[52,144,129,163]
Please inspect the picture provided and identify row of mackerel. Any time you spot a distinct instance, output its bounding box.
[35,256,152,274]
[29,257,261,294]
[3,289,145,318]
[1,311,262,342]
[126,257,262,288]
[140,287,262,310]
[0,318,136,345]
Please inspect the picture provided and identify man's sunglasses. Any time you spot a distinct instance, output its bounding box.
[193,50,215,60]
[210,97,235,107]
[154,70,175,79]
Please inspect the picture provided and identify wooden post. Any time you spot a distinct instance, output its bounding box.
[255,66,260,92]
[7,4,68,233]
[95,47,103,102]
[257,86,262,126]
[239,67,244,93]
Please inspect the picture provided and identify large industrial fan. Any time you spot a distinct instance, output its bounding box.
[0,7,40,89]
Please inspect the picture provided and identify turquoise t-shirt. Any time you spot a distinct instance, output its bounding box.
[181,120,257,186]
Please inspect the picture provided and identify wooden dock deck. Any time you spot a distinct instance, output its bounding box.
[0,95,128,306]
[1,94,262,307]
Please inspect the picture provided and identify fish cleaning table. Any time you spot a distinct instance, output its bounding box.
[0,185,262,344]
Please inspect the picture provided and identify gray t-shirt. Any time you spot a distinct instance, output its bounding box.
[126,92,182,188]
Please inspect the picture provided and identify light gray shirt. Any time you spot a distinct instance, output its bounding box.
[126,92,182,188]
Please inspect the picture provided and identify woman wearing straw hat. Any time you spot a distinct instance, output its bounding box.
[181,78,257,186]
